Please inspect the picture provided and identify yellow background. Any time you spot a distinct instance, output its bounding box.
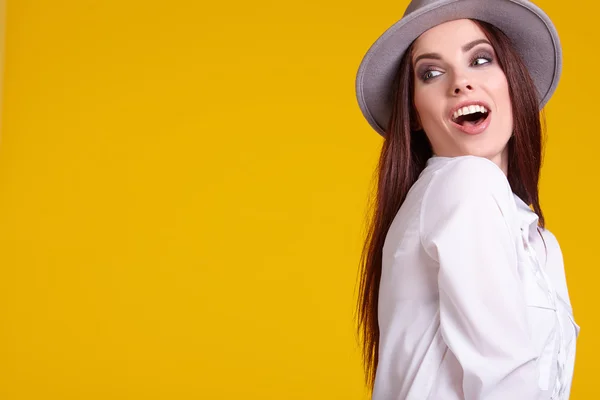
[0,0,595,399]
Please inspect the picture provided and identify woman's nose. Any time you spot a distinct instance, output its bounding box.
[453,84,473,94]
[451,75,474,95]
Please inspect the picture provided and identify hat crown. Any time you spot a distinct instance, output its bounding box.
[404,0,439,16]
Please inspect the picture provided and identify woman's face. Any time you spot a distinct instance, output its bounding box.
[412,19,513,172]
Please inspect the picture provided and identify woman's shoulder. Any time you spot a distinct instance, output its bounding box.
[418,156,519,260]
[422,155,513,207]
[539,226,560,248]
[538,227,564,268]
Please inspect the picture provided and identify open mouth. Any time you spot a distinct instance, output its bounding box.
[451,105,490,127]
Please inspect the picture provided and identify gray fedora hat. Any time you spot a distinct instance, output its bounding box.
[355,0,562,136]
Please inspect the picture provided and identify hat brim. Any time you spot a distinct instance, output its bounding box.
[355,0,562,136]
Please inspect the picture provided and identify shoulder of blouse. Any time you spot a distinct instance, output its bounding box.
[421,155,513,210]
[540,227,560,250]
[419,156,517,257]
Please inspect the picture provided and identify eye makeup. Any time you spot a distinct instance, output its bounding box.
[415,46,496,82]
[416,65,443,82]
[469,47,494,66]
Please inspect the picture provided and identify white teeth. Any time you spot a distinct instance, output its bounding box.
[452,104,489,121]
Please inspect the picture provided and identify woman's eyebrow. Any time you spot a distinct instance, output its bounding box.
[413,39,492,65]
[413,52,441,65]
[462,39,491,52]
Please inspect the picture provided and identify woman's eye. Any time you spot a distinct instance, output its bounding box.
[472,57,491,66]
[423,70,442,81]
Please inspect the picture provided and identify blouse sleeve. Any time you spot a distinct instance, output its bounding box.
[420,156,542,400]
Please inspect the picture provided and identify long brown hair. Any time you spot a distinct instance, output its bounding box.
[355,19,547,392]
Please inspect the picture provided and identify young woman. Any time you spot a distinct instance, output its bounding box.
[354,1,580,399]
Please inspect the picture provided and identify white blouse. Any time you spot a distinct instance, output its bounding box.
[372,155,580,400]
